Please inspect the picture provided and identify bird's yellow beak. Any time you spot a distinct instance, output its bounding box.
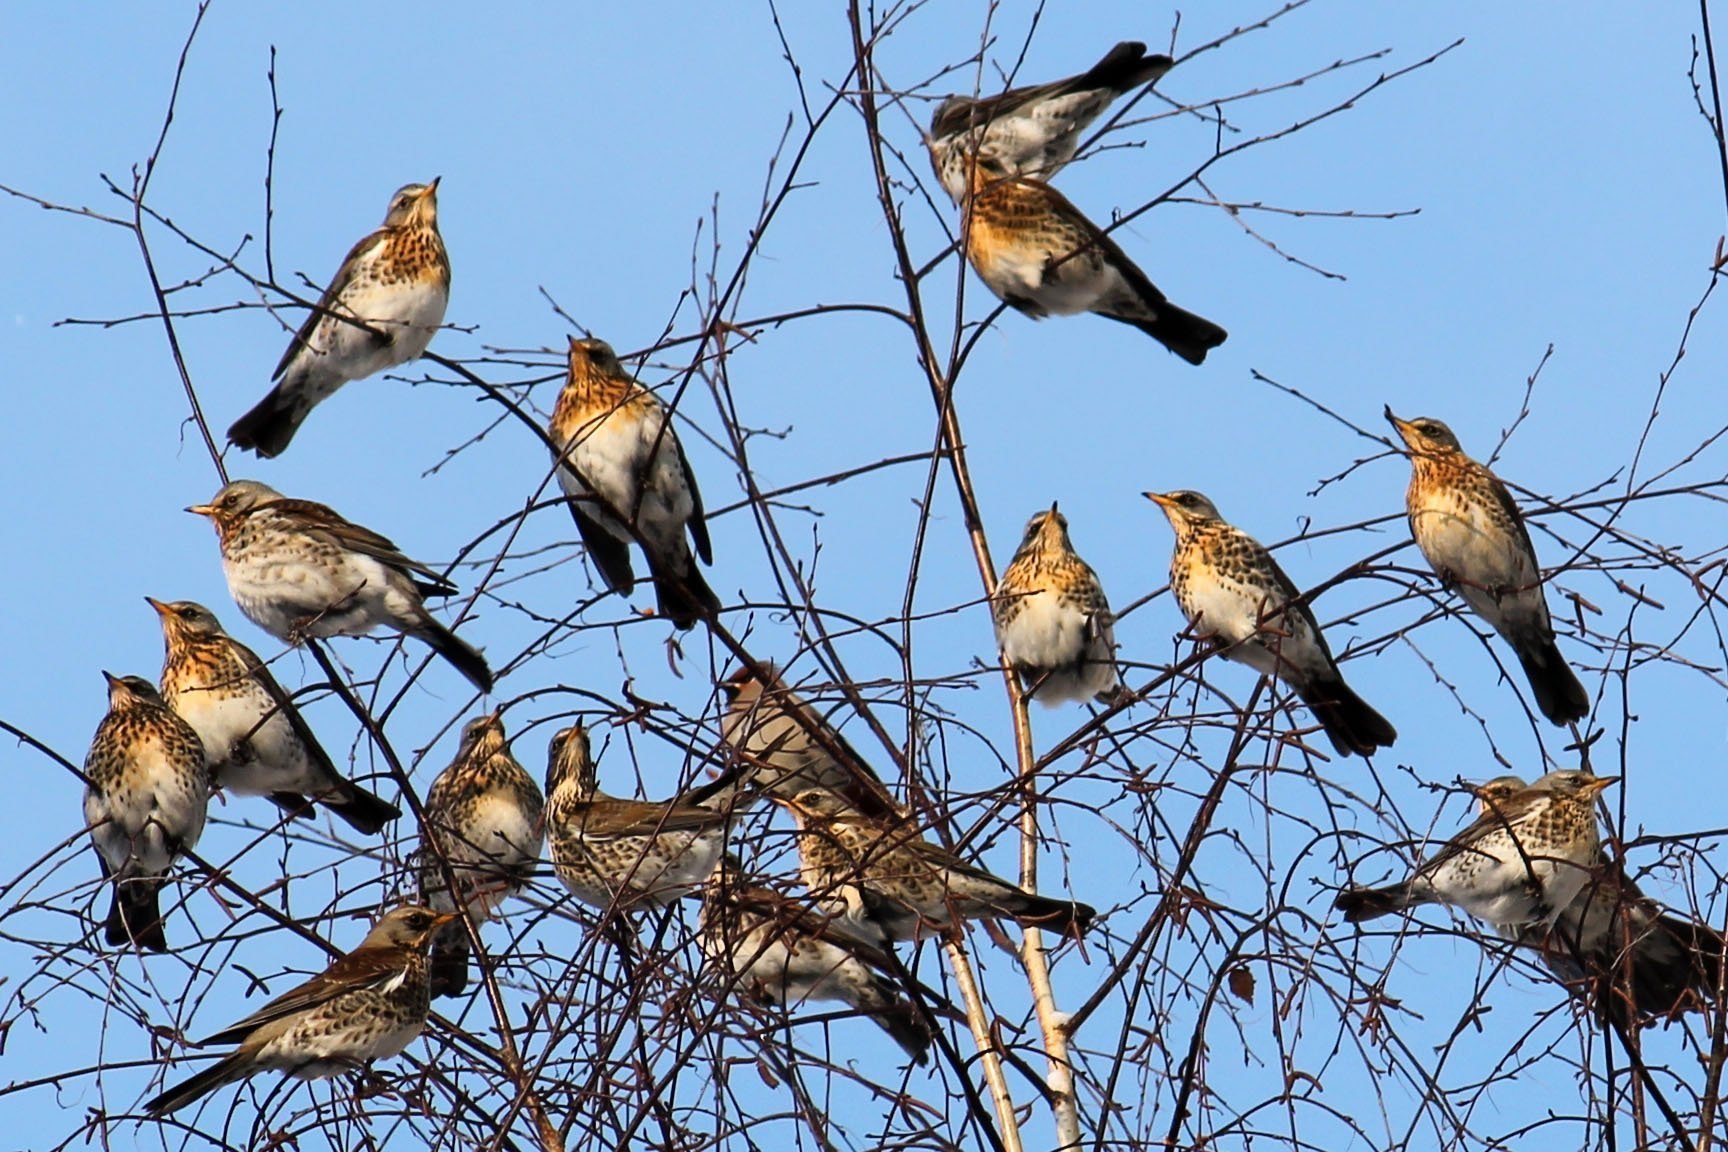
[145,596,170,617]
[424,177,441,196]
[186,503,214,518]
[1582,775,1619,797]
[1383,405,1416,440]
[1143,491,1175,510]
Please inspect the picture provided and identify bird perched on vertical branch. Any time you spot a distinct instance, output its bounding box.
[229,180,450,458]
[928,41,1174,205]
[549,336,719,629]
[416,713,544,997]
[1333,770,1615,928]
[542,723,728,911]
[1384,409,1590,726]
[699,853,933,1064]
[716,664,897,817]
[1472,775,1722,1020]
[143,904,454,1116]
[83,673,209,952]
[772,788,1094,943]
[187,479,494,693]
[1145,490,1396,757]
[959,154,1227,363]
[149,598,399,835]
[994,503,1120,705]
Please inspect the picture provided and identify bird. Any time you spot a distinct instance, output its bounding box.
[993,503,1120,705]
[542,723,728,912]
[1384,409,1589,726]
[1145,490,1396,757]
[959,153,1227,363]
[143,904,455,1116]
[416,712,544,997]
[771,788,1095,943]
[1333,770,1615,929]
[187,479,494,693]
[229,180,449,458]
[83,672,210,952]
[929,40,1174,205]
[1473,775,1722,1020]
[715,664,897,817]
[699,853,932,1064]
[148,597,399,835]
[549,336,719,629]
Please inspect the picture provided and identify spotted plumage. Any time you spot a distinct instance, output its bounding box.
[82,673,209,952]
[188,479,493,693]
[149,597,398,835]
[960,155,1226,363]
[416,713,544,997]
[928,41,1173,205]
[229,181,450,457]
[994,503,1119,705]
[144,905,453,1115]
[773,788,1094,943]
[542,723,727,911]
[1334,770,1614,928]
[699,854,931,1063]
[1146,489,1396,757]
[1385,409,1589,726]
[549,336,718,629]
[1472,775,1722,1020]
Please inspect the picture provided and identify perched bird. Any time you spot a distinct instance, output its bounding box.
[149,597,398,835]
[960,154,1226,363]
[549,336,718,629]
[929,41,1174,204]
[716,664,897,816]
[1145,490,1396,757]
[1334,770,1615,928]
[993,503,1119,705]
[699,854,932,1064]
[83,673,209,952]
[1385,409,1589,726]
[1473,775,1723,1020]
[229,181,449,458]
[772,788,1094,943]
[542,723,728,911]
[416,712,544,997]
[187,479,493,693]
[143,904,454,1116]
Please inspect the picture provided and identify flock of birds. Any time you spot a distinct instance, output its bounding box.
[73,39,1719,1124]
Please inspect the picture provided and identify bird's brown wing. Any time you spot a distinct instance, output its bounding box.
[270,228,391,380]
[727,882,899,969]
[229,635,342,782]
[1421,790,1548,874]
[674,434,713,566]
[197,945,410,1046]
[573,796,729,839]
[272,496,458,598]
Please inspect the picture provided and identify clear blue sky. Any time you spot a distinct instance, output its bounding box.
[3,2,1724,1149]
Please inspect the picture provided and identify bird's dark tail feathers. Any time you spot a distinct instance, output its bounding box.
[322,781,403,837]
[227,383,315,459]
[427,921,470,999]
[145,1050,249,1116]
[1333,883,1415,924]
[1080,42,1175,96]
[1114,302,1228,366]
[652,553,721,631]
[1515,638,1589,726]
[1300,677,1398,758]
[106,878,168,952]
[1015,893,1096,938]
[415,619,495,693]
[872,997,934,1066]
